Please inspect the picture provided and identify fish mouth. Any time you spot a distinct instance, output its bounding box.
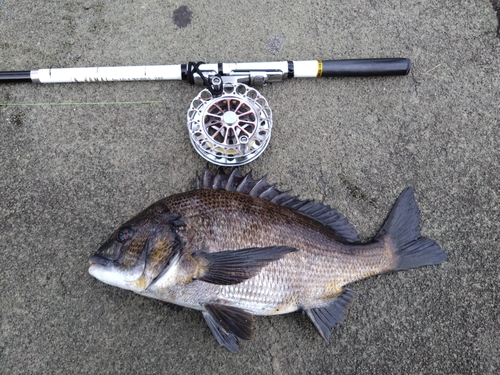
[89,254,113,267]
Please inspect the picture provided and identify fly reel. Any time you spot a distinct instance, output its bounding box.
[187,82,272,166]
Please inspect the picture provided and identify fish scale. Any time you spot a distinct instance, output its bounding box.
[89,169,447,353]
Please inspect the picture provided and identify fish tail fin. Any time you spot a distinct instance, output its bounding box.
[376,187,447,271]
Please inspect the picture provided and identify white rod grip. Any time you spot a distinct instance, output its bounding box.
[32,65,183,83]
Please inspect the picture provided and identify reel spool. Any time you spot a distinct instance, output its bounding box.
[187,82,272,166]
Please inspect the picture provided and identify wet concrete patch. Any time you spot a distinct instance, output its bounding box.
[266,36,285,54]
[9,110,25,127]
[173,5,192,28]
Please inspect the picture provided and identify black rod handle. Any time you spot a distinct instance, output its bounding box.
[0,71,32,83]
[320,58,410,77]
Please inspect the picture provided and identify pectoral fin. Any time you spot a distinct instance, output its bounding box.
[304,289,356,342]
[203,304,255,353]
[195,246,297,285]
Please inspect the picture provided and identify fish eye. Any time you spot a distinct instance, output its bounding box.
[116,227,133,243]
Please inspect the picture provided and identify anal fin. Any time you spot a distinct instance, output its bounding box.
[203,303,255,353]
[304,289,356,342]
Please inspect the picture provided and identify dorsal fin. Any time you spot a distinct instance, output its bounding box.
[195,168,360,243]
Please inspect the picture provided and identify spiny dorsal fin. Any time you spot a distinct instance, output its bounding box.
[195,168,360,243]
[225,168,243,191]
[235,171,258,193]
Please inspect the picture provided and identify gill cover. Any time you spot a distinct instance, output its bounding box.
[89,202,184,292]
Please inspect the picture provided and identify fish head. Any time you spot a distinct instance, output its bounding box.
[88,202,183,293]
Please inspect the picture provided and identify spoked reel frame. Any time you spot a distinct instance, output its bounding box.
[187,82,272,166]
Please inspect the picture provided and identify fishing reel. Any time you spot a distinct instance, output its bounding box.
[187,79,272,167]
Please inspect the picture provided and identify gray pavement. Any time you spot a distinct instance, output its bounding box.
[1,1,499,374]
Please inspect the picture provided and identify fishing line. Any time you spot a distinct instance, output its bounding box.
[0,100,163,107]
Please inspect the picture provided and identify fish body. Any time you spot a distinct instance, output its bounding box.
[89,169,447,352]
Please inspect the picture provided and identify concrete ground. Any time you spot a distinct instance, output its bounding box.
[1,1,498,374]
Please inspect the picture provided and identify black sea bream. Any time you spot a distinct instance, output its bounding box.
[89,169,447,352]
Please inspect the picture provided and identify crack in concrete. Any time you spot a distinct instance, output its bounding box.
[338,172,378,208]
[491,0,500,37]
[319,170,327,204]
[268,319,284,375]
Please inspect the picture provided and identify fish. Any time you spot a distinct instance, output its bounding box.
[88,168,447,353]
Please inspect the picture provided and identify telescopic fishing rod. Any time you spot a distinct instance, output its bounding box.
[1,58,410,166]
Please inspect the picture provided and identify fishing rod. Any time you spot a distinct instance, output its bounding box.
[1,58,410,166]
